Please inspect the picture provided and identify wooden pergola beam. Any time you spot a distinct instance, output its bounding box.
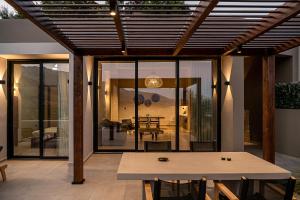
[273,37,300,54]
[110,0,127,55]
[223,2,300,55]
[5,0,76,53]
[172,0,219,56]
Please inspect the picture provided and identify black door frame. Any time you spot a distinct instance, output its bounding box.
[93,56,222,152]
[7,59,69,159]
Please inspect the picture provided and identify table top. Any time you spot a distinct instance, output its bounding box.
[117,152,291,181]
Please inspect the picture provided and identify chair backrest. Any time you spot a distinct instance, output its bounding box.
[144,141,172,152]
[153,178,161,200]
[190,141,216,152]
[239,176,250,200]
[197,177,207,200]
[284,176,296,200]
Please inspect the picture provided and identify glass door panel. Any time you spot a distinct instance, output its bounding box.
[179,61,215,151]
[97,62,135,150]
[13,63,40,156]
[138,61,176,150]
[43,63,69,157]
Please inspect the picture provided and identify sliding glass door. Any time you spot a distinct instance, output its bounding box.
[138,61,176,150]
[97,62,135,150]
[12,63,40,156]
[9,60,69,158]
[95,59,218,152]
[179,61,215,151]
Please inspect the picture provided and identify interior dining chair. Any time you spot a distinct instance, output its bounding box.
[144,141,172,152]
[214,176,249,200]
[190,141,216,152]
[144,177,209,200]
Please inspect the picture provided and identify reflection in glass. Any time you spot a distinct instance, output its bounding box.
[179,61,215,151]
[13,64,40,156]
[97,62,135,150]
[43,63,69,157]
[138,61,176,150]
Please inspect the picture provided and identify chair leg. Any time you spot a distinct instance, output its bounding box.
[0,164,7,182]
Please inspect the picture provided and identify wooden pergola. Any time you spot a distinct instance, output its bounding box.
[5,0,300,184]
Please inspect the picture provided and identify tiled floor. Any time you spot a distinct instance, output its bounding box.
[0,154,141,200]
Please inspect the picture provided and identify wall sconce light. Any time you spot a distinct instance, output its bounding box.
[109,0,117,16]
[224,81,230,86]
[211,84,217,89]
[0,80,5,84]
[88,81,93,86]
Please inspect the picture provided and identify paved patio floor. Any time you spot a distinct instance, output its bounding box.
[0,153,299,200]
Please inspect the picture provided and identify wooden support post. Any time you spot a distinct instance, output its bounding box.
[72,54,84,184]
[262,55,275,163]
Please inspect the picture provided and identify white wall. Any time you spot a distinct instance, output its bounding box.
[221,56,244,152]
[68,55,94,165]
[0,57,7,161]
[280,47,300,82]
[83,56,94,161]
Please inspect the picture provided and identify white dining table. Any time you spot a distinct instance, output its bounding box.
[117,152,291,181]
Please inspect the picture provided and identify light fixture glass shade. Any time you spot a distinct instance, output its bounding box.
[144,75,163,88]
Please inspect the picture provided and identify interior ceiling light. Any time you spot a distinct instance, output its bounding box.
[145,75,163,88]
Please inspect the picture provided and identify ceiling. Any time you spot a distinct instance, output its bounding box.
[4,0,300,56]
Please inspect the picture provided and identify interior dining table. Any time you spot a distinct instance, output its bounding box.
[117,152,291,199]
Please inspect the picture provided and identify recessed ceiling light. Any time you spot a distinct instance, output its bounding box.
[110,11,116,16]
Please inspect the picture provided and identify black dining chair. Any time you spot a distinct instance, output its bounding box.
[190,141,216,152]
[145,177,209,200]
[214,176,249,200]
[144,141,194,199]
[215,176,296,200]
[144,141,172,152]
[256,176,296,200]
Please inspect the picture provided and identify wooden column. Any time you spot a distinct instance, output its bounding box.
[262,55,275,163]
[73,54,84,184]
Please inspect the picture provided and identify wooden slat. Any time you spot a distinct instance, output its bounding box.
[223,2,300,55]
[172,0,219,56]
[5,0,75,53]
[72,54,84,184]
[262,55,275,164]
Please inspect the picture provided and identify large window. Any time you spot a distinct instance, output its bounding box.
[9,60,69,158]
